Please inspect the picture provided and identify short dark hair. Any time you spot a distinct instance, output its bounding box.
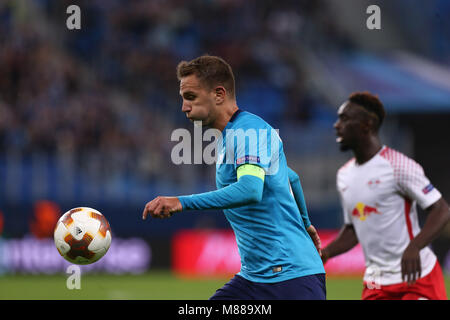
[176,55,236,98]
[348,91,385,130]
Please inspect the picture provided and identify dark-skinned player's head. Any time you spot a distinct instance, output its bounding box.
[348,92,385,132]
[334,91,385,151]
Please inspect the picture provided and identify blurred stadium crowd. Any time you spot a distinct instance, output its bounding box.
[0,0,352,187]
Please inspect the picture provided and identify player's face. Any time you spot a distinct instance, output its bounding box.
[179,74,217,126]
[334,102,366,151]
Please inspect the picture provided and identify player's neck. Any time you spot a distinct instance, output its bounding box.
[211,102,239,132]
[353,136,383,165]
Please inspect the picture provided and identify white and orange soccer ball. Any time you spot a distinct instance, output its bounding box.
[54,207,112,265]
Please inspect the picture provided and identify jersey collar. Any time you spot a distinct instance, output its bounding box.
[229,109,243,123]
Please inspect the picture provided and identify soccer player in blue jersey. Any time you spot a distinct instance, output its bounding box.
[142,55,325,299]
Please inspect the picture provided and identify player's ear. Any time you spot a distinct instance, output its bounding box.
[361,119,372,134]
[365,116,379,134]
[359,112,375,134]
[214,86,226,104]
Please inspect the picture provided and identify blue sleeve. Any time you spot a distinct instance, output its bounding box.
[178,175,264,211]
[288,167,311,229]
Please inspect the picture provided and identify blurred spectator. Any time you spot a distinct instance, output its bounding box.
[29,200,60,238]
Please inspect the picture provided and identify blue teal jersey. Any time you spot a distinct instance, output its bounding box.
[216,110,325,283]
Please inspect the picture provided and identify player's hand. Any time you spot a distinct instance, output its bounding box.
[142,196,183,220]
[307,225,322,257]
[401,243,421,285]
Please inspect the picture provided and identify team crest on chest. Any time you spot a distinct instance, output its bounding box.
[367,178,381,189]
[352,202,381,221]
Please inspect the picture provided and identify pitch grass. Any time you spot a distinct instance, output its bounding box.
[0,271,448,300]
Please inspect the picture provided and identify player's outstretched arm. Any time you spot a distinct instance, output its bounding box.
[321,224,359,264]
[178,174,263,211]
[142,164,265,219]
[401,197,450,285]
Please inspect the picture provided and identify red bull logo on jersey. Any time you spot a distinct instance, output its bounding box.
[352,202,381,221]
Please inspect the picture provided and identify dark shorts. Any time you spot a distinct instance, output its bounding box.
[210,273,326,300]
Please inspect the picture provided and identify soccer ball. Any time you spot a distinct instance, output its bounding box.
[54,207,112,265]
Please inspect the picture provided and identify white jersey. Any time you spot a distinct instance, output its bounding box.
[337,145,441,285]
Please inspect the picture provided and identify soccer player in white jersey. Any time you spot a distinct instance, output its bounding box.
[321,91,449,300]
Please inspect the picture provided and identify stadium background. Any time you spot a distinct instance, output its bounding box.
[0,0,449,299]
